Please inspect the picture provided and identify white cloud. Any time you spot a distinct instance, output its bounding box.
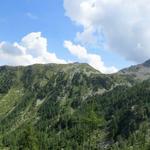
[21,32,47,57]
[0,32,67,66]
[64,40,117,73]
[64,0,150,62]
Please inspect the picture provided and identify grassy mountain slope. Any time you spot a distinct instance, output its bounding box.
[0,62,149,149]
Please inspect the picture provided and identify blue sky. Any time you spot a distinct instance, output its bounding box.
[0,0,149,73]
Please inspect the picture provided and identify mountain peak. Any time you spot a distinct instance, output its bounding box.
[118,59,150,81]
[143,59,150,67]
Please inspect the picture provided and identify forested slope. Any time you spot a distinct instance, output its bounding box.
[0,62,149,150]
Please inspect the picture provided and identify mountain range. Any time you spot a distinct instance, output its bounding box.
[0,59,150,150]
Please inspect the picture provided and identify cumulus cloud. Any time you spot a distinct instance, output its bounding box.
[64,40,117,73]
[0,32,67,66]
[64,0,150,62]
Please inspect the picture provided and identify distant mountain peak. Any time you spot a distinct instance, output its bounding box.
[143,59,150,67]
[118,59,150,81]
